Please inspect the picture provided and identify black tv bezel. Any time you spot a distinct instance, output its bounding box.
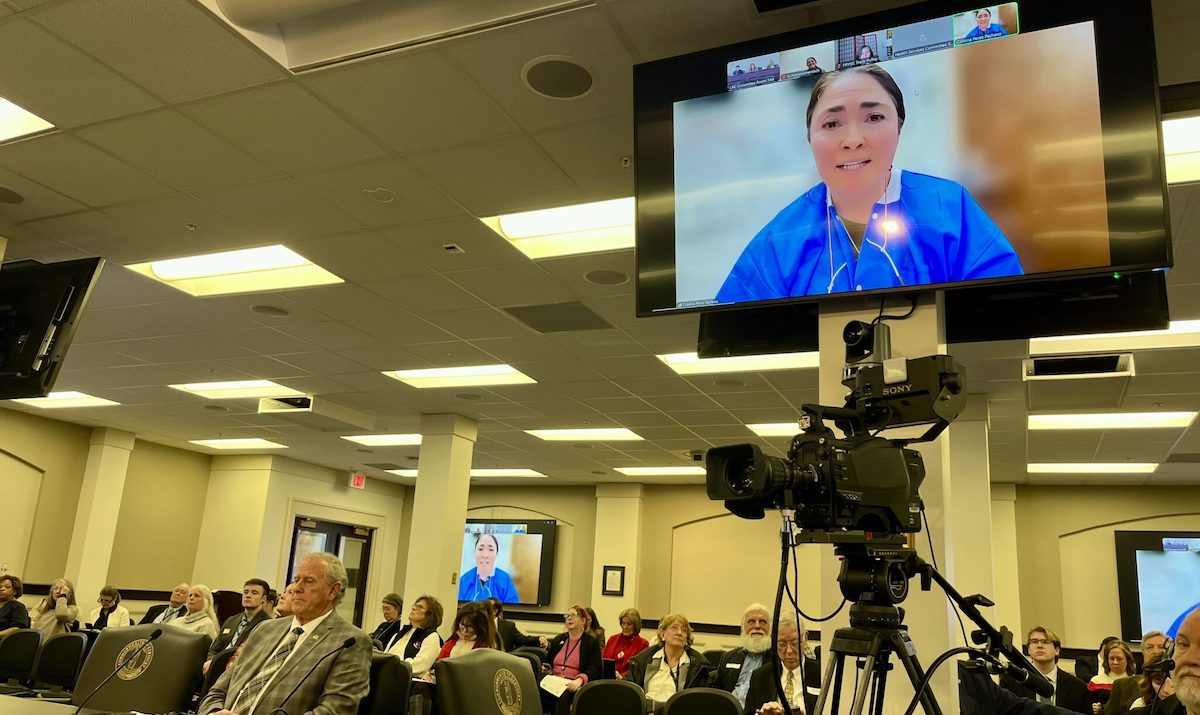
[634,0,1171,317]
[1114,530,1200,643]
[462,518,557,607]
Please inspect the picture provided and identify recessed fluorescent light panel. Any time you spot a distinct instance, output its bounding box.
[1028,463,1157,474]
[10,391,119,408]
[127,245,342,297]
[384,364,535,388]
[341,434,422,446]
[1164,116,1200,184]
[0,97,53,143]
[615,466,708,476]
[170,380,305,399]
[1027,412,1197,430]
[385,468,546,478]
[748,423,801,437]
[189,438,287,450]
[658,351,820,375]
[1030,320,1200,355]
[525,428,643,441]
[481,197,634,259]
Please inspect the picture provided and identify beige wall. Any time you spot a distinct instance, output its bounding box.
[1014,485,1200,648]
[0,408,91,582]
[107,439,212,589]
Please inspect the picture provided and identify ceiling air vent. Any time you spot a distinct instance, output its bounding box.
[504,301,611,333]
[1022,353,1134,410]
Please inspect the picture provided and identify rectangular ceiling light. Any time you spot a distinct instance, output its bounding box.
[385,468,547,478]
[1027,412,1197,430]
[170,380,305,399]
[1164,116,1200,184]
[0,97,54,143]
[1030,320,1200,355]
[127,245,342,296]
[525,427,643,441]
[341,434,422,446]
[10,391,120,408]
[748,422,800,437]
[658,351,820,375]
[384,364,535,388]
[616,466,708,476]
[1028,463,1158,474]
[189,438,287,450]
[481,197,634,259]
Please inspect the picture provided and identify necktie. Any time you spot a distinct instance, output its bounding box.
[784,669,795,706]
[229,615,249,648]
[230,627,304,714]
[1038,685,1054,705]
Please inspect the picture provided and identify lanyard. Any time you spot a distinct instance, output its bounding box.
[665,657,682,689]
[557,636,582,675]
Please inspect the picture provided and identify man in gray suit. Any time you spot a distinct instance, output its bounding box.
[199,553,371,715]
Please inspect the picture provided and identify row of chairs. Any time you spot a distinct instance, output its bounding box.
[0,630,88,700]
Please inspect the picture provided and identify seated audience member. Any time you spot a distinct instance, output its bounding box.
[387,594,444,678]
[424,601,494,681]
[0,575,31,636]
[485,597,540,652]
[262,588,279,619]
[140,582,189,625]
[370,593,404,649]
[745,613,817,715]
[1081,636,1122,683]
[1107,631,1169,715]
[1127,652,1174,710]
[1000,626,1090,713]
[31,578,79,637]
[541,604,603,715]
[626,613,713,710]
[603,608,650,678]
[206,578,272,671]
[275,583,295,618]
[1092,641,1137,712]
[584,606,605,644]
[198,553,371,715]
[88,585,130,630]
[712,603,773,707]
[170,584,219,640]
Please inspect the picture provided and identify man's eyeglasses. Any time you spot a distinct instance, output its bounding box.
[1028,638,1055,647]
[778,640,801,652]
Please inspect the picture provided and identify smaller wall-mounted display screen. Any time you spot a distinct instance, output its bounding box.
[458,519,557,606]
[1115,531,1200,642]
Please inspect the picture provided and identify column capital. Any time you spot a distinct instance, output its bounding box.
[596,484,644,499]
[991,483,1017,501]
[89,427,135,450]
[420,413,478,441]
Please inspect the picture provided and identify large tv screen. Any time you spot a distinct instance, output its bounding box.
[1115,531,1200,643]
[458,519,556,606]
[635,0,1171,316]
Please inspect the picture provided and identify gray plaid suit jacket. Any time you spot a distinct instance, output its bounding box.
[199,610,371,715]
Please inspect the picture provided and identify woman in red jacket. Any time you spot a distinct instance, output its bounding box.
[423,602,495,681]
[603,608,650,677]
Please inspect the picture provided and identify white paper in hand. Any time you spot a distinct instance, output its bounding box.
[540,674,572,697]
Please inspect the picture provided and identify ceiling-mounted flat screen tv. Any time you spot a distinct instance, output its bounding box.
[635,0,1171,316]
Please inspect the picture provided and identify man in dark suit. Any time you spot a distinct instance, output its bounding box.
[745,615,819,715]
[198,553,371,715]
[139,582,189,625]
[1001,626,1090,713]
[204,578,272,672]
[712,603,773,708]
[484,598,541,652]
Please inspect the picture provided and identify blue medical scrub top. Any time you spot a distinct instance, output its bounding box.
[716,170,1023,303]
[964,24,1008,40]
[458,567,520,603]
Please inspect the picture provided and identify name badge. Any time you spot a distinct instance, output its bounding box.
[222,628,232,634]
[726,663,741,670]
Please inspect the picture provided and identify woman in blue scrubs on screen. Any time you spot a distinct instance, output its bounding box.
[458,533,519,603]
[716,65,1023,304]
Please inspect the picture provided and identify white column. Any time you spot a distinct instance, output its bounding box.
[815,294,960,713]
[0,235,7,263]
[590,484,644,631]
[947,396,996,616]
[65,427,135,603]
[192,455,273,588]
[402,414,476,622]
[989,483,1022,634]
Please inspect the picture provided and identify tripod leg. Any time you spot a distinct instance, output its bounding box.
[849,654,875,715]
[871,655,888,715]
[890,634,944,715]
[814,650,843,715]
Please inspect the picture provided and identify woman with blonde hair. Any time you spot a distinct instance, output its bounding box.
[169,584,219,640]
[31,578,79,637]
[625,613,713,708]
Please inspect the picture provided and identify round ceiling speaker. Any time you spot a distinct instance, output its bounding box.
[523,56,593,100]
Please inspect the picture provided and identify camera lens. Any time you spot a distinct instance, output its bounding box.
[725,457,757,497]
[843,320,869,347]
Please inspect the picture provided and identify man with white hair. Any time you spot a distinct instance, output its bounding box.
[745,613,816,715]
[712,603,774,708]
[1171,607,1200,715]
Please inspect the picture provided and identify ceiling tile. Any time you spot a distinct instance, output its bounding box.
[36,0,284,102]
[277,322,386,352]
[275,350,373,375]
[419,308,536,340]
[444,264,574,307]
[196,178,366,238]
[407,135,582,216]
[379,217,530,273]
[291,158,464,228]
[289,231,435,284]
[0,133,171,207]
[101,194,263,252]
[363,274,487,313]
[302,48,520,155]
[22,210,176,264]
[531,114,634,197]
[469,336,576,364]
[183,82,388,173]
[0,165,86,223]
[0,20,160,127]
[77,110,275,192]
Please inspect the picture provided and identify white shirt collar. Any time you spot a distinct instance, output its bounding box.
[825,166,904,210]
[290,608,334,639]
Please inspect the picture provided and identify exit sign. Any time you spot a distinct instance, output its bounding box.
[348,472,366,489]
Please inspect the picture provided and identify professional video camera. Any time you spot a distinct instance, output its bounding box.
[706,319,967,531]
